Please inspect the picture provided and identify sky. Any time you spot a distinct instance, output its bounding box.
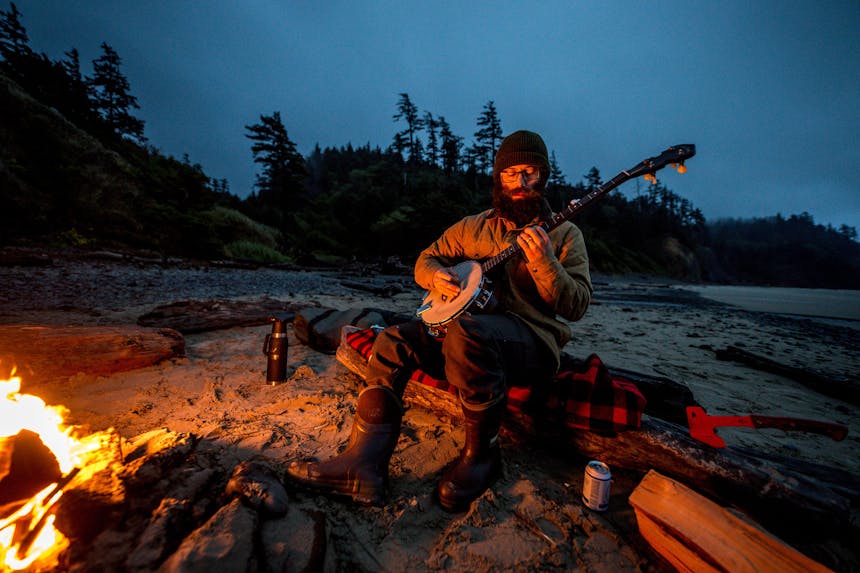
[17,1,860,232]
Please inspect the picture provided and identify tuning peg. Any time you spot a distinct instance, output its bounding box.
[677,163,687,174]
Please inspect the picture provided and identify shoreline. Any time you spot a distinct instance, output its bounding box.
[1,253,858,571]
[676,283,860,324]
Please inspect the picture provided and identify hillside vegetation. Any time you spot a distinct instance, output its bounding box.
[1,3,858,287]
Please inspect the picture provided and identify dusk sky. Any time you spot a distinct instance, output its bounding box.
[20,1,860,232]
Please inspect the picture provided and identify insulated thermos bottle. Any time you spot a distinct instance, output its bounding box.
[263,315,289,385]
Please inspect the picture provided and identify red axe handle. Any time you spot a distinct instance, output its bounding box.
[749,415,848,441]
[686,406,849,448]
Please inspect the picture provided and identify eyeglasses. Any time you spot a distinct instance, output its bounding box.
[500,166,540,183]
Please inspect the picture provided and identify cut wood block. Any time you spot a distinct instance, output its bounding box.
[629,470,833,573]
[0,324,185,385]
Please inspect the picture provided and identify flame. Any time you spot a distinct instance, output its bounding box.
[0,486,67,571]
[0,372,101,571]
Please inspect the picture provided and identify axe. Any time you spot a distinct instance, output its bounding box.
[686,406,849,448]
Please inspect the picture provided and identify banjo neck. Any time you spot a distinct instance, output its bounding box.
[480,143,696,275]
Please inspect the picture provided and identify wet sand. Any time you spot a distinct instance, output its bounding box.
[1,255,858,571]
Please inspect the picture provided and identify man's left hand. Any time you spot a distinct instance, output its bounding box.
[517,226,554,263]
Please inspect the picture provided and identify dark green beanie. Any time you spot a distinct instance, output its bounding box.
[493,130,550,182]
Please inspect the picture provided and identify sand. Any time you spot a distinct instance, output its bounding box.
[1,255,858,571]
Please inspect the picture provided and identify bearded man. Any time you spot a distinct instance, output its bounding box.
[286,130,593,511]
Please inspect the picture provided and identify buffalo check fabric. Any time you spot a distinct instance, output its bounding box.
[344,328,646,432]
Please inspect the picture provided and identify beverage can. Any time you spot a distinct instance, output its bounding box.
[582,460,611,511]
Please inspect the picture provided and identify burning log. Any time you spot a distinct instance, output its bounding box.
[0,324,184,386]
[0,430,62,510]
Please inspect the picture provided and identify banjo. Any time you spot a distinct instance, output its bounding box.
[416,144,696,337]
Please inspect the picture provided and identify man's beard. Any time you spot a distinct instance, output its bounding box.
[492,185,547,227]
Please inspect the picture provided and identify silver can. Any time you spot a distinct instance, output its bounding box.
[582,460,611,511]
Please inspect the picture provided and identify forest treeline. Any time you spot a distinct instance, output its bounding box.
[1,3,858,288]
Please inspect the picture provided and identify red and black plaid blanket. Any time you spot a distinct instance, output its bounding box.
[344,328,646,432]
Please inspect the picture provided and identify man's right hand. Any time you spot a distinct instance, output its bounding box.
[433,267,462,298]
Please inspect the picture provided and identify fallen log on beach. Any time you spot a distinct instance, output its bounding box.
[137,298,306,334]
[0,324,184,386]
[335,335,856,547]
[715,345,860,406]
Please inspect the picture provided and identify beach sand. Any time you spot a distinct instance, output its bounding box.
[1,254,858,571]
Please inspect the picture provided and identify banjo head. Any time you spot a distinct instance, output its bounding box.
[418,260,486,327]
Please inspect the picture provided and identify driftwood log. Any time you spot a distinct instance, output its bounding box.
[629,470,833,573]
[0,324,184,385]
[137,298,307,334]
[339,279,407,297]
[335,335,858,548]
[716,345,860,406]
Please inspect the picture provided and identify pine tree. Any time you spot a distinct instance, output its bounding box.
[88,42,146,142]
[57,47,97,128]
[438,116,462,174]
[474,100,502,174]
[245,111,308,224]
[392,93,423,164]
[548,150,567,186]
[61,47,82,82]
[423,111,439,167]
[0,2,31,62]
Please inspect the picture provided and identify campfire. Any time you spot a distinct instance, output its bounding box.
[0,371,105,571]
[0,365,303,573]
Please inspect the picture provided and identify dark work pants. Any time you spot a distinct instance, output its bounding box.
[365,314,555,406]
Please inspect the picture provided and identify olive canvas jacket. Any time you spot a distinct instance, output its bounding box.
[415,208,592,371]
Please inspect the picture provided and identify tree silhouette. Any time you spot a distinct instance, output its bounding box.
[89,42,145,142]
[548,150,567,186]
[423,111,439,167]
[245,111,308,235]
[0,2,31,62]
[438,116,462,174]
[61,47,82,82]
[392,92,423,164]
[474,100,502,173]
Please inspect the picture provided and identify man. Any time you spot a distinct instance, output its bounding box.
[286,130,592,511]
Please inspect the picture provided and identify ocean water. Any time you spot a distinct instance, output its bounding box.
[676,285,860,327]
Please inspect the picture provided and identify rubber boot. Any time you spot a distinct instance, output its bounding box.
[436,396,504,512]
[285,385,403,506]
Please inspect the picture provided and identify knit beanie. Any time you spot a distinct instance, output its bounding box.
[493,130,550,183]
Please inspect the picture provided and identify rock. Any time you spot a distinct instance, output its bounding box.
[261,507,327,572]
[225,460,289,517]
[158,498,258,573]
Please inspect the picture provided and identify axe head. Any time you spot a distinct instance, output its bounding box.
[686,406,727,447]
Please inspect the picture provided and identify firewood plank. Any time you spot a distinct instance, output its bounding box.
[629,470,833,573]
